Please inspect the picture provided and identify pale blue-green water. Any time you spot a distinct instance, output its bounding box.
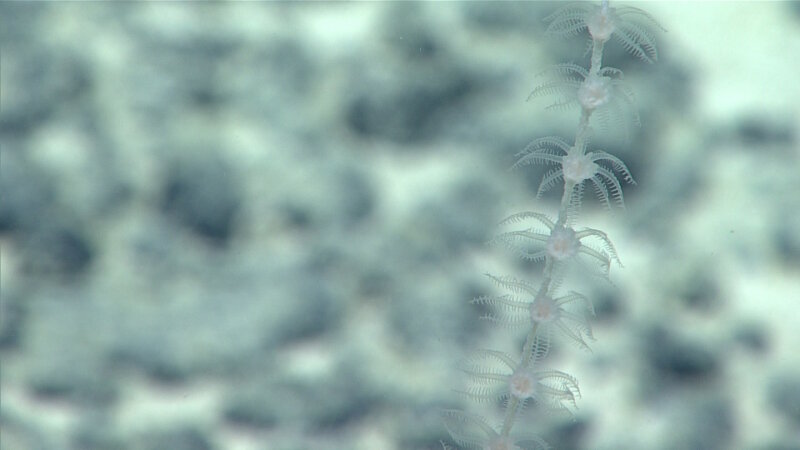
[1,2,798,449]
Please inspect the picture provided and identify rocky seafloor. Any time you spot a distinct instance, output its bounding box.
[2,2,799,450]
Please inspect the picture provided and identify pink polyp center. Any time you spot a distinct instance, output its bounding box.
[530,295,560,324]
[485,436,520,450]
[562,153,598,184]
[587,7,615,41]
[509,369,537,400]
[547,227,579,261]
[578,76,611,110]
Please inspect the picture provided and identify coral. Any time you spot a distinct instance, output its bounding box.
[444,1,661,448]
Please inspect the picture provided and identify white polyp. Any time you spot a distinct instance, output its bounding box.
[578,75,611,110]
[485,436,521,450]
[546,226,580,261]
[508,368,538,400]
[562,152,598,184]
[529,293,561,324]
[587,6,615,41]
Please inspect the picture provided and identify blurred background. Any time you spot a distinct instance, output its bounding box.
[1,2,799,450]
